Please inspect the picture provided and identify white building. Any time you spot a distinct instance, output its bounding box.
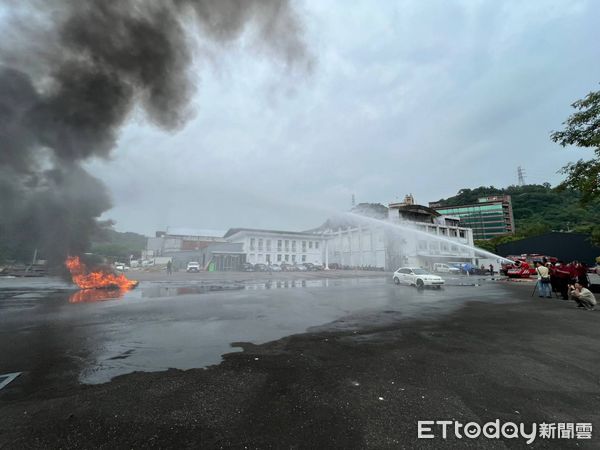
[224,228,326,266]
[322,199,476,271]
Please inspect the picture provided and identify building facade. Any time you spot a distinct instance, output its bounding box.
[224,228,326,266]
[144,227,227,258]
[321,199,476,271]
[429,195,515,240]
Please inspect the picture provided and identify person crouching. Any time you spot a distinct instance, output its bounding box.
[568,283,597,310]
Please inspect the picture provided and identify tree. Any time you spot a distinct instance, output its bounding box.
[551,87,600,204]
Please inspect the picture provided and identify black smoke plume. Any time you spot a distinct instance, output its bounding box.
[0,0,310,265]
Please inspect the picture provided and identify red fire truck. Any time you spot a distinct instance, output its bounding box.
[501,254,558,278]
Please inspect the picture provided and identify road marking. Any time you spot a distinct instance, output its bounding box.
[0,372,21,390]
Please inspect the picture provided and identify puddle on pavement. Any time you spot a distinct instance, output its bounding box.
[64,275,492,303]
[67,277,390,303]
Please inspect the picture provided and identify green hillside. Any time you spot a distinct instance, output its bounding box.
[432,184,600,250]
[90,228,148,260]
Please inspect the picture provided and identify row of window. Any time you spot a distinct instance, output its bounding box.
[437,204,504,214]
[417,241,469,254]
[417,225,467,238]
[249,238,320,252]
[251,254,309,263]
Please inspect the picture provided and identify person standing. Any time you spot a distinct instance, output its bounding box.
[553,262,571,300]
[574,261,590,288]
[489,264,494,275]
[166,260,173,275]
[535,262,552,298]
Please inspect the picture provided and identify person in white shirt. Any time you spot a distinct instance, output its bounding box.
[569,283,597,310]
[535,262,552,298]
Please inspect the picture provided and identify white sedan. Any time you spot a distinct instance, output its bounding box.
[393,267,445,289]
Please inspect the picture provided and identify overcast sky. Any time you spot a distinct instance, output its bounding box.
[84,0,599,236]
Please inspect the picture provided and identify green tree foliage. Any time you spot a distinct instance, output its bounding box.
[90,228,147,260]
[434,183,600,251]
[551,87,600,204]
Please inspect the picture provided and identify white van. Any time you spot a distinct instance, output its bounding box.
[433,263,461,274]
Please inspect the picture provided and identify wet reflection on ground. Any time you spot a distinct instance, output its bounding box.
[57,273,499,305]
[0,275,510,388]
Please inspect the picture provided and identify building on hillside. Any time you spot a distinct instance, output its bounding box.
[497,232,600,266]
[429,195,515,240]
[224,228,326,266]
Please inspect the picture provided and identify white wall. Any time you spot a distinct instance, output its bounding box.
[227,232,325,265]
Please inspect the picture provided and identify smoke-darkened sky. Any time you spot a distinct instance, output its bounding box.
[6,0,600,237]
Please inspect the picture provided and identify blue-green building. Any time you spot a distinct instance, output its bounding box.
[429,195,515,240]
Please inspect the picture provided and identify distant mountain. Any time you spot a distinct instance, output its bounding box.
[91,228,147,260]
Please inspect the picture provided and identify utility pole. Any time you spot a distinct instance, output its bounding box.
[517,166,526,186]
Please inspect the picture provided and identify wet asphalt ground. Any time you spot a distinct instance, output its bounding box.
[0,271,599,448]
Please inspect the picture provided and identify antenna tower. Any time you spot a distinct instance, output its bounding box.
[517,166,526,186]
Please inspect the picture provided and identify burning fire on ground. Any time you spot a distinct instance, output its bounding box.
[65,256,138,303]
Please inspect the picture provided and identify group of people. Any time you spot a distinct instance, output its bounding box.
[534,260,597,310]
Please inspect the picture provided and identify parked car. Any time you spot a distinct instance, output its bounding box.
[186,262,200,273]
[254,263,268,272]
[433,263,461,274]
[294,263,307,271]
[280,262,294,271]
[270,264,282,272]
[242,262,255,272]
[393,267,445,289]
[114,263,129,272]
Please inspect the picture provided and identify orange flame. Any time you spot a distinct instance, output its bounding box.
[69,288,125,304]
[65,256,138,291]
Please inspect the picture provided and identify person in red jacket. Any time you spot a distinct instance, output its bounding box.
[553,262,571,300]
[574,261,590,288]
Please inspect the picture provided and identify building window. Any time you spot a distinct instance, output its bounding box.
[277,240,282,251]
[292,240,296,252]
[266,254,271,263]
[459,230,465,238]
[258,239,263,251]
[250,238,255,250]
[302,241,306,252]
[277,254,282,262]
[315,241,319,249]
[285,240,289,251]
[285,254,289,262]
[440,228,447,235]
[266,240,271,251]
[450,229,458,237]
[292,254,296,262]
[302,255,306,262]
[309,241,313,249]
